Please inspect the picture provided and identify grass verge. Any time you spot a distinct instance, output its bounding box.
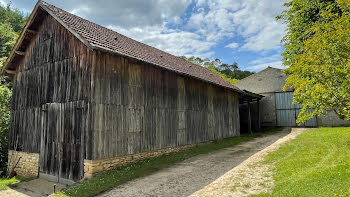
[0,177,21,191]
[255,127,350,197]
[56,128,282,197]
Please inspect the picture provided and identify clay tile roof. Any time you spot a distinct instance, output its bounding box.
[39,1,242,93]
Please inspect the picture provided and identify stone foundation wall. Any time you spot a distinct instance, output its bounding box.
[84,144,195,177]
[8,150,39,177]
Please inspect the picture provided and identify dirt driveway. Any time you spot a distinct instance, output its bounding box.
[190,128,310,197]
[100,128,292,197]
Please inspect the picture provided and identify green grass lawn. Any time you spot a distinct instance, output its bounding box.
[255,127,350,197]
[56,128,282,197]
[0,177,21,191]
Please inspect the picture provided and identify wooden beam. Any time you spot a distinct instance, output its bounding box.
[257,99,261,131]
[15,51,26,56]
[27,29,37,34]
[247,97,252,135]
[5,69,16,75]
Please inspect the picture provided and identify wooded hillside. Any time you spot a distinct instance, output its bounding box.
[183,56,254,84]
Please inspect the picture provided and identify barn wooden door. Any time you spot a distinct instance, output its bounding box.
[39,101,85,184]
[276,92,317,127]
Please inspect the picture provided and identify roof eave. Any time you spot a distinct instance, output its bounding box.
[242,90,264,99]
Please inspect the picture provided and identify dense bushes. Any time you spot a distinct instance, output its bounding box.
[0,78,11,173]
[0,3,25,174]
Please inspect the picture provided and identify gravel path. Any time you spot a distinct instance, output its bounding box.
[190,128,310,197]
[100,128,293,197]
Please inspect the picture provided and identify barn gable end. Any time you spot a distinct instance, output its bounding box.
[8,8,93,182]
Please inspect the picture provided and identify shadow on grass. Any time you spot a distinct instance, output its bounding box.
[0,176,33,191]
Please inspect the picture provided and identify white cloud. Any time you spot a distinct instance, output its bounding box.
[43,0,287,58]
[187,1,238,42]
[246,61,284,72]
[190,0,288,51]
[46,0,216,58]
[7,0,288,61]
[250,54,281,65]
[241,21,286,51]
[44,0,218,58]
[225,42,239,49]
[71,6,90,15]
[47,0,191,28]
[108,25,215,58]
[246,54,284,72]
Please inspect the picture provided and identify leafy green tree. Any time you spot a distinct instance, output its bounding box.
[0,23,17,58]
[207,64,239,84]
[0,4,26,34]
[0,3,26,60]
[231,62,239,71]
[0,3,25,173]
[219,62,254,80]
[280,0,350,123]
[0,77,11,173]
[278,0,342,67]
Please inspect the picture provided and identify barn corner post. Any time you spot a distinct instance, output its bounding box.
[247,96,252,135]
[239,91,263,135]
[257,98,261,131]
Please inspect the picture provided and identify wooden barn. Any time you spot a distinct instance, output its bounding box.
[2,1,261,184]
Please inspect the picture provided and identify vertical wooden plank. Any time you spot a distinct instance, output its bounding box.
[111,105,116,157]
[257,99,261,130]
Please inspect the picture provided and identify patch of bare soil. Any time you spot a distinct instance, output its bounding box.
[100,128,293,197]
[190,128,310,197]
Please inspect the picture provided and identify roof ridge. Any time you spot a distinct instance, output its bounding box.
[236,66,283,83]
[40,1,199,65]
[42,2,160,51]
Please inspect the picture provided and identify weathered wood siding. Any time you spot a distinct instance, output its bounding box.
[9,14,93,160]
[90,52,240,160]
[9,12,240,165]
[39,101,85,181]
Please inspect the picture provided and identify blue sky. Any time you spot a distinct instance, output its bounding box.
[1,0,288,72]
